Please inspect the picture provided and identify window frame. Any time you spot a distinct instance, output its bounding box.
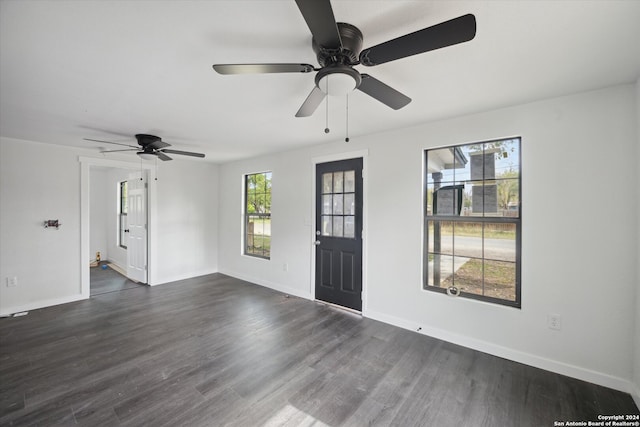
[423,137,522,308]
[118,180,128,249]
[244,171,272,259]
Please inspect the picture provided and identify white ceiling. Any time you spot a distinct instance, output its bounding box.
[1,1,639,163]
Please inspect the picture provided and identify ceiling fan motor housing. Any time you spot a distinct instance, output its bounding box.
[135,134,162,147]
[312,22,363,67]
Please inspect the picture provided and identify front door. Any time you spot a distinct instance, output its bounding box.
[126,171,147,283]
[315,158,363,311]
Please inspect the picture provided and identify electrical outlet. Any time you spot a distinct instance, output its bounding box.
[547,314,562,331]
[6,277,18,287]
[283,263,288,272]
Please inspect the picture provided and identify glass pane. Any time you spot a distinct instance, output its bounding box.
[467,145,489,181]
[265,172,272,191]
[428,220,453,256]
[247,175,257,194]
[449,257,483,296]
[453,145,473,183]
[343,193,355,215]
[427,254,453,288]
[433,185,463,216]
[496,179,519,217]
[262,235,271,258]
[484,260,516,301]
[426,183,435,216]
[484,223,516,262]
[453,222,483,259]
[344,170,355,192]
[321,216,332,236]
[333,216,344,237]
[322,195,332,215]
[426,148,456,185]
[472,184,498,216]
[344,216,355,238]
[252,235,263,253]
[333,172,344,193]
[333,194,343,215]
[322,173,332,194]
[246,193,256,214]
[494,139,520,179]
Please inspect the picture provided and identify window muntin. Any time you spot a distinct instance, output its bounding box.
[424,138,521,307]
[119,180,128,249]
[245,172,272,259]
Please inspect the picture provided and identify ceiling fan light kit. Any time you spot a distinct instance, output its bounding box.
[316,65,361,96]
[212,0,476,120]
[137,152,157,161]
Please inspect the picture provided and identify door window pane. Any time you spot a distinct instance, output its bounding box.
[344,193,355,215]
[344,216,355,238]
[322,195,333,215]
[344,170,355,192]
[333,194,343,215]
[321,216,332,236]
[333,217,344,237]
[333,172,344,193]
[322,173,332,193]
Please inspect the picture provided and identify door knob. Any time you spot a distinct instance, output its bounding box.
[314,240,321,245]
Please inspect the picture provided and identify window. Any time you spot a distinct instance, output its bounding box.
[245,172,272,259]
[424,138,521,307]
[118,180,128,249]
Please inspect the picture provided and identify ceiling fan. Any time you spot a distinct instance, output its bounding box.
[84,134,205,161]
[212,0,476,117]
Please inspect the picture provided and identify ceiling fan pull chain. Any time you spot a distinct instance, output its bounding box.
[155,157,158,181]
[324,76,330,134]
[345,94,349,143]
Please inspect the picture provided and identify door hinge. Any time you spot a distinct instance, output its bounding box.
[144,183,148,189]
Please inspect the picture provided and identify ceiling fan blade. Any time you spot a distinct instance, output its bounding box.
[213,63,315,75]
[161,149,205,158]
[359,14,476,66]
[156,152,173,161]
[84,138,138,149]
[295,0,342,49]
[99,148,138,153]
[295,86,326,117]
[146,140,170,150]
[357,74,411,110]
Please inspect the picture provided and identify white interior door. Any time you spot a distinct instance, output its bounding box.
[126,171,147,283]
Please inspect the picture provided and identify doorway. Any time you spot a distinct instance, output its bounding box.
[80,157,154,299]
[88,166,148,295]
[315,157,363,312]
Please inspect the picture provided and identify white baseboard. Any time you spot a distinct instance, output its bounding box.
[0,294,86,317]
[219,269,312,301]
[365,309,633,395]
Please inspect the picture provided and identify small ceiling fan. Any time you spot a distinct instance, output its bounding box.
[212,0,476,117]
[84,134,205,161]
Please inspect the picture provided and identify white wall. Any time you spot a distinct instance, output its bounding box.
[0,137,220,314]
[154,159,219,284]
[0,138,85,313]
[218,84,638,393]
[89,168,108,262]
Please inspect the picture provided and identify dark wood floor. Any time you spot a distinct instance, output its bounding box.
[0,274,637,426]
[90,263,145,296]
